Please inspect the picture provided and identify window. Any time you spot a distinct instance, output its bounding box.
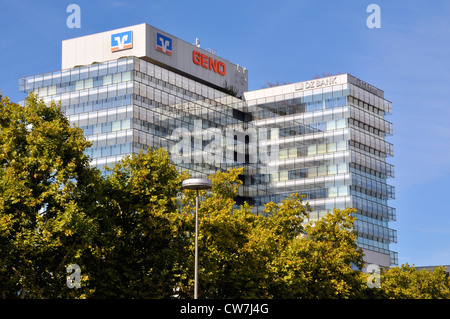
[328,164,337,175]
[288,148,297,158]
[113,73,122,84]
[307,145,317,156]
[328,187,338,197]
[110,144,121,156]
[121,143,131,154]
[83,126,93,136]
[336,118,346,129]
[92,148,101,158]
[317,144,327,154]
[336,96,346,107]
[70,69,80,82]
[306,102,315,112]
[102,146,111,157]
[337,141,347,151]
[122,119,131,130]
[325,99,335,109]
[75,80,84,90]
[47,85,57,96]
[85,78,93,89]
[327,143,337,153]
[338,186,349,196]
[103,75,112,86]
[122,71,131,82]
[112,120,121,131]
[308,167,317,177]
[317,166,327,176]
[93,124,101,134]
[338,163,348,174]
[102,122,112,133]
[271,172,279,182]
[326,121,336,130]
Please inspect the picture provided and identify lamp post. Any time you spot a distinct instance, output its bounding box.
[181,178,213,299]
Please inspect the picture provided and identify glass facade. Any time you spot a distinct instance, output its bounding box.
[244,77,397,265]
[19,57,248,176]
[19,58,135,170]
[19,58,396,266]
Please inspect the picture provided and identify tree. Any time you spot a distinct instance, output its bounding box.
[179,167,276,298]
[5,94,450,300]
[180,168,367,299]
[273,208,367,298]
[376,264,450,299]
[0,94,99,298]
[83,148,191,298]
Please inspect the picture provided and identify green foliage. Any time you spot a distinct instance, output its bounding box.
[277,208,367,298]
[85,148,190,298]
[375,264,450,299]
[2,93,450,299]
[180,170,366,298]
[0,94,98,298]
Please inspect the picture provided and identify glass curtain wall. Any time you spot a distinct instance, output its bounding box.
[245,79,397,265]
[18,57,253,195]
[19,61,397,265]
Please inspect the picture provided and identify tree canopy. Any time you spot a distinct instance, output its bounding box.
[0,94,99,298]
[1,94,449,299]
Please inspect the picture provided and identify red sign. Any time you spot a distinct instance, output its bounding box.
[192,50,226,76]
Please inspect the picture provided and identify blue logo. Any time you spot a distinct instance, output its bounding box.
[111,31,132,52]
[156,32,173,55]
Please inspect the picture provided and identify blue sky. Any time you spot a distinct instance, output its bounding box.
[1,0,449,267]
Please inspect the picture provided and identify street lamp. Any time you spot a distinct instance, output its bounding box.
[181,178,213,299]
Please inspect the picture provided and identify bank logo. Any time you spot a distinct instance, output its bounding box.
[111,31,133,52]
[156,32,173,55]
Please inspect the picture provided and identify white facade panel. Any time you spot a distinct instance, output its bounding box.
[243,74,350,101]
[62,23,248,97]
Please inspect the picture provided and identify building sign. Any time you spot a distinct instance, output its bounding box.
[111,31,133,52]
[192,50,226,76]
[156,32,173,56]
[295,76,339,91]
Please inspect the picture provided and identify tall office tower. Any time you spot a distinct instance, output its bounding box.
[18,24,250,181]
[244,74,396,267]
[18,24,395,267]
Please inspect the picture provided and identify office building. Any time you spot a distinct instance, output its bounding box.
[18,23,396,267]
[243,75,396,266]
